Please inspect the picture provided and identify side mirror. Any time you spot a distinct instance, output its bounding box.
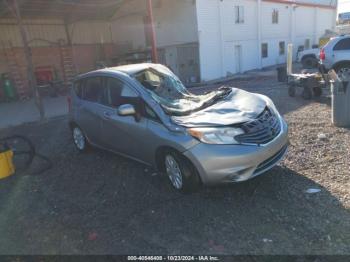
[118,104,136,116]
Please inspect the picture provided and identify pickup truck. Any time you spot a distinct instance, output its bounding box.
[297,48,319,69]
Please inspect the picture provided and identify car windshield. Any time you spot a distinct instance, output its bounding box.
[133,67,232,116]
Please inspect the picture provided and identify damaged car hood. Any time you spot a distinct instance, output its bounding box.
[171,88,267,127]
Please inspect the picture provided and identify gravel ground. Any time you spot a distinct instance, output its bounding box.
[208,76,350,209]
[0,74,349,255]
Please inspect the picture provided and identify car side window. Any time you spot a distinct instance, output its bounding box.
[333,38,350,51]
[83,77,105,103]
[105,77,138,107]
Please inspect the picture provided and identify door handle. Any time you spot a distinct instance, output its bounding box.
[103,111,112,120]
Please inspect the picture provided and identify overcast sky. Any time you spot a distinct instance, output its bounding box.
[339,0,350,14]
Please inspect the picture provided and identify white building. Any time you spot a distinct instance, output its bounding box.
[112,0,337,82]
[0,0,336,87]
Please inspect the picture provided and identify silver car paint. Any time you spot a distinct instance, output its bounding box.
[172,88,267,127]
[322,35,350,70]
[70,64,289,185]
[183,119,288,184]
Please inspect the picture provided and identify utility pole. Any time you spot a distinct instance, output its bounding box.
[11,0,45,120]
[146,0,158,63]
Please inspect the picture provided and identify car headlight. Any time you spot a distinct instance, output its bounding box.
[188,127,244,144]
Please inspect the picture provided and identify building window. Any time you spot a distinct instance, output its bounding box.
[305,39,310,49]
[262,43,268,58]
[235,6,244,24]
[272,9,279,24]
[279,41,285,55]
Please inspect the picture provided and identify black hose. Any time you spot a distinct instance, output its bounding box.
[0,135,52,176]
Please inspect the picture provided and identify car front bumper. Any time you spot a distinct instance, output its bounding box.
[183,118,289,185]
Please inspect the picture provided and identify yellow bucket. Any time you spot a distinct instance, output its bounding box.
[0,148,15,179]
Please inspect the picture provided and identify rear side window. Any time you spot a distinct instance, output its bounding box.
[333,38,350,51]
[83,77,105,103]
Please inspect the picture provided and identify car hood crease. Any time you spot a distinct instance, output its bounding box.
[171,88,267,127]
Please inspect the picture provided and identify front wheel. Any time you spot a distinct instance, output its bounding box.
[163,151,201,193]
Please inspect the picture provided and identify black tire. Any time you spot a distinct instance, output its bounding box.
[162,150,201,193]
[71,125,90,152]
[302,87,312,100]
[288,85,296,97]
[334,63,350,79]
[302,57,318,69]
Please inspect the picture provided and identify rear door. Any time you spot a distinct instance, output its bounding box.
[77,76,107,146]
[99,77,150,162]
[332,38,350,65]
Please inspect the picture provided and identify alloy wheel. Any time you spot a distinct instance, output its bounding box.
[73,127,85,150]
[165,154,183,189]
[338,67,350,80]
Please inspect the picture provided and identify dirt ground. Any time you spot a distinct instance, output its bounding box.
[0,74,349,255]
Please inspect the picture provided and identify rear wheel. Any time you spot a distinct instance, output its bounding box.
[334,63,350,80]
[72,125,89,152]
[302,56,318,69]
[162,150,201,193]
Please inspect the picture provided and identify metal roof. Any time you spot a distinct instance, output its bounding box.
[0,0,126,22]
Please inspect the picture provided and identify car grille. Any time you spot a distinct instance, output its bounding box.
[236,107,281,145]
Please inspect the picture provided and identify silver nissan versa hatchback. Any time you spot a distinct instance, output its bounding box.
[69,63,289,192]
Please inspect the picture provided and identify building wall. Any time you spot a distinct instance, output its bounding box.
[109,0,200,82]
[0,19,113,47]
[110,0,198,50]
[0,19,66,47]
[196,0,336,81]
[0,18,118,95]
[154,0,198,47]
[196,0,222,81]
[69,21,113,45]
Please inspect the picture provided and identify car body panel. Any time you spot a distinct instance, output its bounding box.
[76,100,105,146]
[297,48,319,63]
[172,88,267,127]
[322,35,350,70]
[183,118,288,184]
[69,63,289,185]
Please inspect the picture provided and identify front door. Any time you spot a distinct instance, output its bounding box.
[333,38,350,70]
[99,77,149,162]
